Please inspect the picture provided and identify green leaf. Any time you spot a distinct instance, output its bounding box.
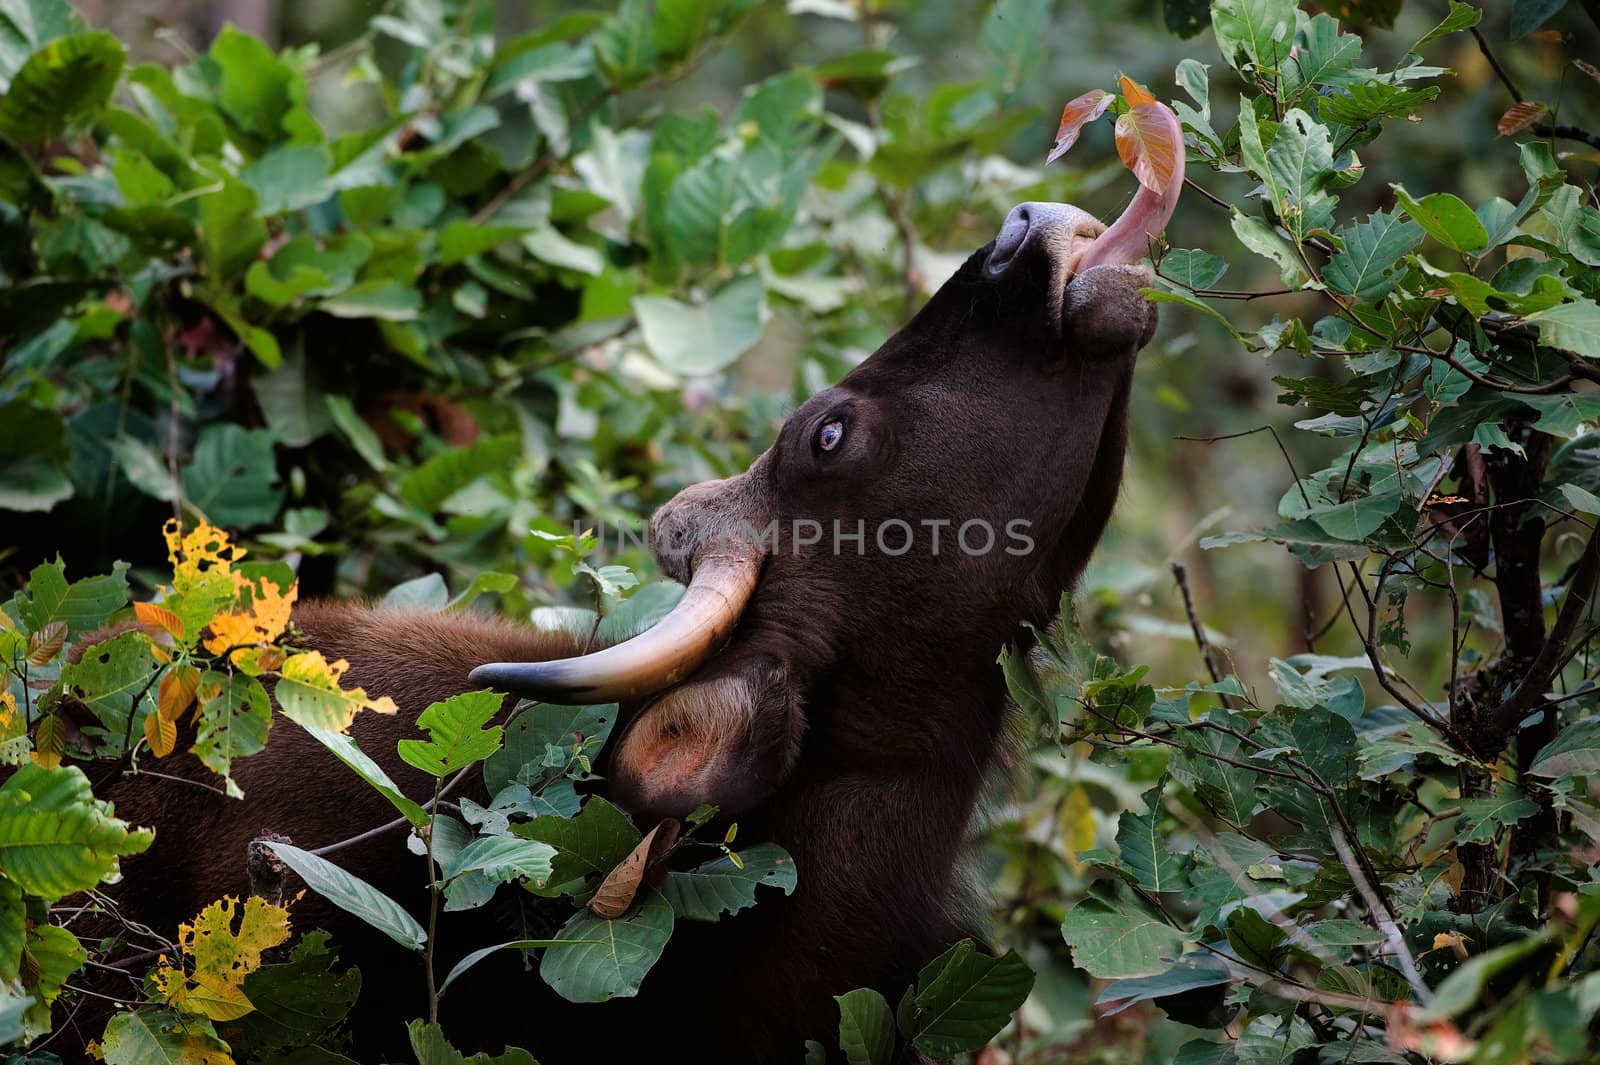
[1559,483,1600,516]
[324,394,388,471]
[1416,1,1484,47]
[592,0,656,88]
[634,274,765,375]
[319,280,422,321]
[1393,185,1489,255]
[1161,249,1229,290]
[231,931,360,1055]
[407,1019,539,1065]
[1518,393,1600,437]
[1307,491,1402,541]
[184,424,283,530]
[485,702,617,795]
[1419,930,1554,1019]
[1529,720,1600,777]
[58,629,160,738]
[0,0,86,87]
[399,434,521,513]
[9,556,128,638]
[1529,300,1600,358]
[539,887,675,1002]
[242,144,333,216]
[1263,109,1337,242]
[1211,0,1295,72]
[514,796,640,891]
[301,724,429,828]
[265,841,426,951]
[0,878,22,984]
[1511,0,1570,38]
[1324,211,1423,300]
[438,221,529,266]
[383,573,448,611]
[1115,784,1186,892]
[979,0,1051,93]
[0,764,152,896]
[192,672,272,790]
[1231,210,1308,287]
[659,842,797,920]
[94,1007,234,1065]
[210,24,300,139]
[836,987,896,1065]
[397,689,505,777]
[1456,791,1539,843]
[896,940,1036,1057]
[1061,884,1187,978]
[1097,954,1234,1016]
[0,30,121,143]
[442,836,556,888]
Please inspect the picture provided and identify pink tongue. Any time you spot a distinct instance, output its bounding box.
[1074,104,1185,273]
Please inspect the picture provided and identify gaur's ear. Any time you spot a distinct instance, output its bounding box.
[607,661,805,821]
[1063,264,1159,355]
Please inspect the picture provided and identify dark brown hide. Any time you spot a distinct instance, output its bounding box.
[56,203,1156,1065]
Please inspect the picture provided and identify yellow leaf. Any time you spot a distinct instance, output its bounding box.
[274,650,398,733]
[1062,783,1096,872]
[155,895,292,1022]
[203,575,298,664]
[159,664,202,723]
[134,601,186,643]
[163,520,248,636]
[144,709,177,757]
[32,713,65,769]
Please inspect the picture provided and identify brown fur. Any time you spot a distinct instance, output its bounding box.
[53,204,1156,1065]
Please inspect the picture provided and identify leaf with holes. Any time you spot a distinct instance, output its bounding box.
[540,887,674,1002]
[895,940,1036,1058]
[660,842,798,921]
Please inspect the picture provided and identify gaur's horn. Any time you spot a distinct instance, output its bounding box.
[468,542,762,703]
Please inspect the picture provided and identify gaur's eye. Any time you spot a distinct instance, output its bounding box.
[817,420,845,452]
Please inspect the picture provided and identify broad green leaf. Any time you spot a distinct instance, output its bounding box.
[1419,930,1554,1019]
[1115,784,1186,891]
[184,425,283,530]
[319,280,422,321]
[1263,109,1336,242]
[265,842,426,951]
[192,672,272,791]
[1061,885,1186,978]
[1211,0,1296,72]
[94,1007,234,1065]
[1231,210,1308,287]
[230,930,360,1054]
[1529,720,1600,777]
[634,274,765,375]
[1560,483,1600,516]
[659,842,797,920]
[399,434,521,513]
[8,556,128,638]
[209,24,301,139]
[407,1020,539,1065]
[1511,0,1570,38]
[1324,211,1423,300]
[485,701,618,795]
[1097,954,1233,1016]
[1161,248,1228,290]
[242,144,332,216]
[1235,1015,1316,1065]
[59,629,159,738]
[0,30,121,143]
[1393,185,1488,255]
[438,221,529,266]
[383,573,449,611]
[1307,491,1402,542]
[895,940,1036,1057]
[1518,393,1600,437]
[539,887,674,1002]
[324,394,388,471]
[836,987,896,1065]
[442,836,556,888]
[1457,792,1539,843]
[515,796,640,891]
[1416,1,1483,47]
[1529,300,1600,358]
[397,689,505,777]
[0,764,152,896]
[0,0,86,87]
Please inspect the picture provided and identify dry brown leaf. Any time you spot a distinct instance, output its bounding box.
[1115,102,1180,196]
[1497,100,1548,137]
[589,819,681,918]
[1576,59,1600,85]
[26,621,66,667]
[1046,88,1112,165]
[1119,74,1156,108]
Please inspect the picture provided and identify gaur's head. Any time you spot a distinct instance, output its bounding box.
[473,169,1181,819]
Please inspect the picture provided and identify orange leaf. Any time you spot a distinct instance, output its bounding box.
[1114,102,1180,196]
[1046,88,1112,165]
[159,664,201,724]
[26,621,66,666]
[135,602,186,643]
[1498,100,1548,136]
[1118,74,1155,108]
[144,708,177,757]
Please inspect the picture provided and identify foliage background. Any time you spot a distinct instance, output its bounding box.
[6,0,1600,1061]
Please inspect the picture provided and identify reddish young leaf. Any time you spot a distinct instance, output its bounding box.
[1118,74,1156,108]
[1046,88,1112,164]
[1114,102,1181,196]
[1498,101,1548,136]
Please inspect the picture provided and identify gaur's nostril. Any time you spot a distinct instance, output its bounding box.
[986,203,1033,276]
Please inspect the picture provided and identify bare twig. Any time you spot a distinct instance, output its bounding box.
[1330,826,1432,1005]
[310,766,471,857]
[1170,562,1231,701]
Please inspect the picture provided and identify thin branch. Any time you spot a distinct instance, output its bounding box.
[1170,562,1230,698]
[309,767,471,857]
[1330,826,1432,1005]
[1395,342,1575,395]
